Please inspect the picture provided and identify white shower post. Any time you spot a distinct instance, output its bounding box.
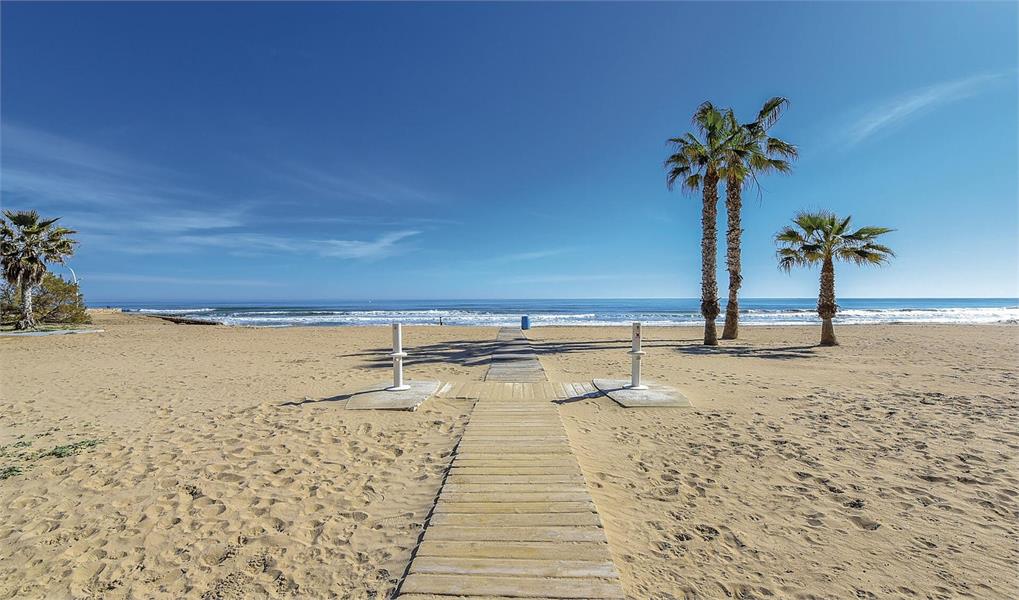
[628,321,648,390]
[388,322,410,391]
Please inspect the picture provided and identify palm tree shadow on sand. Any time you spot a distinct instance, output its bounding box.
[673,343,818,360]
[279,390,370,407]
[339,335,814,369]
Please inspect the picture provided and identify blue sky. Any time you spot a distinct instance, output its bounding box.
[2,2,1016,301]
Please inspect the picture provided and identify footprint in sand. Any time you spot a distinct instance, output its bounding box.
[848,515,881,530]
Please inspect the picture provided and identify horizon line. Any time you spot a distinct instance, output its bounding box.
[87,296,1019,304]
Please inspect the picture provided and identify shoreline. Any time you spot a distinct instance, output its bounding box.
[89,298,1019,329]
[102,309,1019,329]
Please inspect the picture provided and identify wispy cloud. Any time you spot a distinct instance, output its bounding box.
[1,123,427,261]
[87,273,278,287]
[485,248,575,264]
[275,163,438,205]
[318,230,420,259]
[174,230,421,260]
[498,273,665,285]
[1,123,161,177]
[845,72,1008,145]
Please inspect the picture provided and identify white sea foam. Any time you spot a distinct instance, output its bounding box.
[135,308,215,314]
[128,303,1019,327]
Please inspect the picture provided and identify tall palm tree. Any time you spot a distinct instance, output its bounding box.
[775,211,894,346]
[0,210,78,330]
[719,98,798,340]
[665,102,731,345]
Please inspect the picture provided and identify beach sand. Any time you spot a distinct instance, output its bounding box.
[530,325,1019,600]
[1,313,1016,599]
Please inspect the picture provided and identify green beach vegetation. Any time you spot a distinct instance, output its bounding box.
[0,210,81,330]
[1,272,91,330]
[0,436,103,481]
[775,211,895,346]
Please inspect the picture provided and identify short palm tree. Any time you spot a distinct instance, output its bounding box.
[719,98,798,340]
[665,102,731,345]
[0,210,78,330]
[775,211,894,346]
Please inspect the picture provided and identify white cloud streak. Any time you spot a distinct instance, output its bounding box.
[173,230,420,260]
[276,164,437,205]
[846,72,1007,145]
[491,248,574,263]
[1,124,425,261]
[498,273,666,285]
[87,273,278,287]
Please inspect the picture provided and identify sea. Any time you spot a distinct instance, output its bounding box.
[98,298,1019,328]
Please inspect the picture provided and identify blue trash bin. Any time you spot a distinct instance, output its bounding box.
[521,315,530,330]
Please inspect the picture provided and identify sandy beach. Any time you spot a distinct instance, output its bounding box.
[1,312,1016,599]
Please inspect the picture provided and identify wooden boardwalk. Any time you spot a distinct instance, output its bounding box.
[397,381,623,599]
[484,327,547,383]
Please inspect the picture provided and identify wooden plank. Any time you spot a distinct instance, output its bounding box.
[466,423,560,428]
[468,413,560,418]
[459,440,569,447]
[442,483,589,493]
[414,540,611,561]
[433,501,596,514]
[470,409,559,414]
[464,426,565,432]
[439,491,592,503]
[409,556,618,579]
[453,458,577,466]
[400,574,623,599]
[465,423,563,428]
[455,454,572,461]
[428,512,601,527]
[472,403,556,408]
[471,407,559,411]
[461,437,569,444]
[447,474,583,484]
[466,421,562,427]
[450,466,582,476]
[466,422,563,427]
[423,525,607,543]
[462,438,574,442]
[453,458,577,467]
[462,433,567,438]
[458,443,571,451]
[398,595,566,600]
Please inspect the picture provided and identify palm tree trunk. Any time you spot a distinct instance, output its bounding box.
[700,171,720,346]
[17,277,35,330]
[721,174,742,340]
[817,256,837,346]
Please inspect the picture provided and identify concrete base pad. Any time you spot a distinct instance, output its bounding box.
[345,380,440,411]
[592,379,691,408]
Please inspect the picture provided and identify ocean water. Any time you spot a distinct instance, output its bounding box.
[102,298,1019,328]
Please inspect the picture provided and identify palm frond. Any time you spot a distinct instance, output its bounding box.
[756,97,789,130]
[0,211,78,288]
[766,137,798,159]
[844,226,895,241]
[665,101,733,195]
[776,210,895,272]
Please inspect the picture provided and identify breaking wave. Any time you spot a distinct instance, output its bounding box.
[115,299,1019,328]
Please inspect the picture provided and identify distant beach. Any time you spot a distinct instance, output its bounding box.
[104,298,1019,327]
